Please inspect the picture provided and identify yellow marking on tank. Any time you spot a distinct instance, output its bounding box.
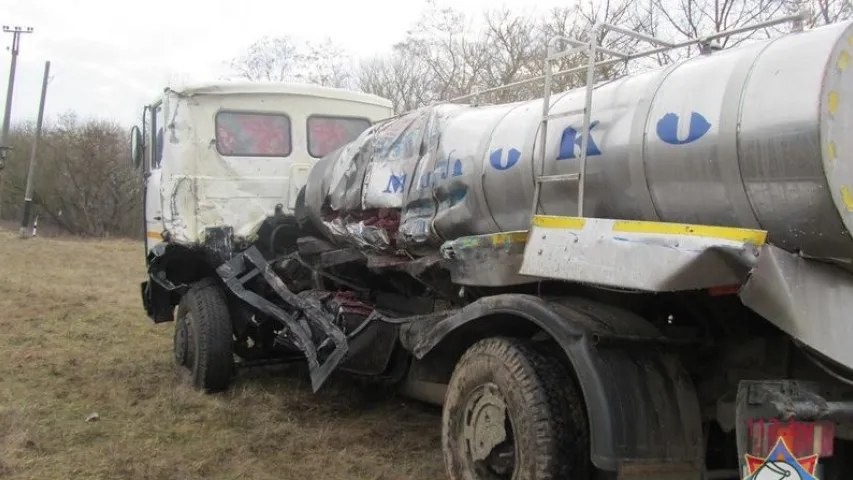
[612,220,768,245]
[490,231,529,245]
[829,141,837,161]
[839,50,851,71]
[842,186,853,212]
[452,231,529,249]
[829,91,840,115]
[532,216,586,230]
[146,231,162,240]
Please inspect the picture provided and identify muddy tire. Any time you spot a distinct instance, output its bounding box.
[441,337,590,480]
[173,278,234,393]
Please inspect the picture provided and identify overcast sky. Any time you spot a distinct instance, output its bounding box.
[0,0,569,128]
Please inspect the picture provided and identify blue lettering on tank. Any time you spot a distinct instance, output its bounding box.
[557,121,602,160]
[452,158,463,177]
[489,148,521,171]
[383,173,407,194]
[656,112,711,145]
[434,151,455,180]
[419,153,464,190]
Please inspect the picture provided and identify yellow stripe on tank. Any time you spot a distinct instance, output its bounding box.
[612,220,768,245]
[532,216,587,230]
[489,231,529,245]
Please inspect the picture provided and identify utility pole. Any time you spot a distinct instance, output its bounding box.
[0,25,34,220]
[19,60,49,239]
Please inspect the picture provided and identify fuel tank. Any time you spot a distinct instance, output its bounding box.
[303,19,853,265]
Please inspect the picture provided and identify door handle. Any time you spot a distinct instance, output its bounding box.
[153,216,162,221]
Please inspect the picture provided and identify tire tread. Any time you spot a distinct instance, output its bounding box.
[443,336,590,480]
[176,278,234,392]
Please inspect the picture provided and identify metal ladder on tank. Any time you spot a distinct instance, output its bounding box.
[532,16,806,219]
[531,26,689,219]
[531,34,611,220]
[446,13,807,220]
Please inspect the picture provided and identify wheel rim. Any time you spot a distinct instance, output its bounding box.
[461,382,516,479]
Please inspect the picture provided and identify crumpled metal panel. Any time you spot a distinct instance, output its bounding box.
[740,244,853,371]
[440,231,533,286]
[519,215,767,292]
[307,104,494,253]
[160,95,287,244]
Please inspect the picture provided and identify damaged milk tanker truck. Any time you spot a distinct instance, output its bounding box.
[131,13,853,480]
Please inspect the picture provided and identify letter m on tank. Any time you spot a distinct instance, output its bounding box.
[383,173,407,194]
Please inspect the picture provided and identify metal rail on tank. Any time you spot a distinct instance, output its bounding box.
[304,13,853,268]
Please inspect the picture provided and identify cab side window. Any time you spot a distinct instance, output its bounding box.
[307,115,371,158]
[215,111,292,157]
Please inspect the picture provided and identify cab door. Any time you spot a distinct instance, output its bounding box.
[143,101,165,255]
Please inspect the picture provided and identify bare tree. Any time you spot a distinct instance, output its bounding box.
[230,0,853,112]
[533,0,643,93]
[796,0,853,26]
[229,35,355,88]
[230,36,303,82]
[478,7,541,102]
[402,1,491,101]
[357,42,435,113]
[638,0,791,62]
[300,38,356,89]
[0,112,142,237]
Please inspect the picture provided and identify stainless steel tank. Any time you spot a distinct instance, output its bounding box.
[304,19,853,265]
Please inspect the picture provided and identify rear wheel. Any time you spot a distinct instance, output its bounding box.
[174,278,234,392]
[441,337,591,480]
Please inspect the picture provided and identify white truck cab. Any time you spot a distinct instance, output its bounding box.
[129,82,394,254]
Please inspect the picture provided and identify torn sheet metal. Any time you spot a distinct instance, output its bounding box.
[519,215,768,292]
[440,231,534,286]
[303,101,537,254]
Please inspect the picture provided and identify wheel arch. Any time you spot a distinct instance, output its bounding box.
[399,293,705,474]
[142,241,222,323]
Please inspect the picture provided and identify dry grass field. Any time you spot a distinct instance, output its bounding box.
[0,228,444,480]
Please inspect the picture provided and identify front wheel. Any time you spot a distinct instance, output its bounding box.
[441,337,591,480]
[173,278,235,393]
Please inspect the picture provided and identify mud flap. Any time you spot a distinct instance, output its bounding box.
[216,246,349,392]
[734,380,853,478]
